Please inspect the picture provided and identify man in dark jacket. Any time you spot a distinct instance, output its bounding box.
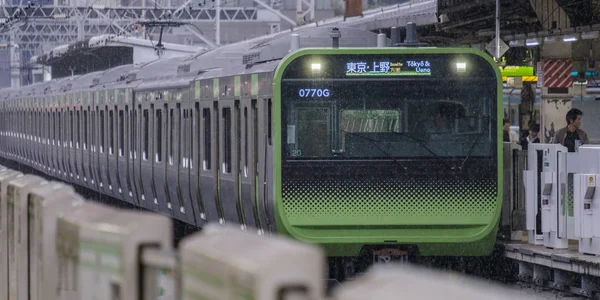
[554,108,589,152]
[519,123,540,150]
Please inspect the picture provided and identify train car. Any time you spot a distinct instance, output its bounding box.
[274,47,502,258]
[0,26,502,261]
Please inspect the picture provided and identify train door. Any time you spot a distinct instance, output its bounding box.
[52,100,60,177]
[7,101,12,159]
[101,91,115,197]
[179,88,198,224]
[22,101,28,164]
[139,91,158,212]
[21,101,27,164]
[137,92,153,210]
[64,96,71,180]
[92,95,101,190]
[32,102,39,170]
[68,94,78,182]
[26,101,32,164]
[19,101,24,162]
[116,89,135,204]
[59,97,69,181]
[89,94,98,190]
[166,89,193,223]
[19,101,25,163]
[152,92,169,214]
[82,92,93,190]
[40,101,46,173]
[198,80,221,223]
[108,90,123,201]
[240,91,259,231]
[127,89,139,204]
[91,92,101,192]
[38,102,45,171]
[44,101,52,174]
[218,90,241,224]
[31,101,37,167]
[31,102,37,169]
[76,96,84,182]
[257,76,275,233]
[190,82,210,226]
[128,90,141,206]
[14,100,19,161]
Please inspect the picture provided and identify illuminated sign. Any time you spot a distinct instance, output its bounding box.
[499,66,534,77]
[346,60,432,76]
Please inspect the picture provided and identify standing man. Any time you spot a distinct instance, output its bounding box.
[503,119,518,143]
[554,108,590,152]
[519,123,540,150]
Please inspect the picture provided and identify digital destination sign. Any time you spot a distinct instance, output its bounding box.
[346,60,432,76]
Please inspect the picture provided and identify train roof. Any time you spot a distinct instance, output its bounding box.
[181,26,383,79]
[2,26,384,99]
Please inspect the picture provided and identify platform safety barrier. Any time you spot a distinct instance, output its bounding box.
[0,164,551,300]
[501,143,529,241]
[504,144,600,297]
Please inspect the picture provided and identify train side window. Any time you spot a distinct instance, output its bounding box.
[100,110,105,153]
[69,110,74,148]
[76,110,80,149]
[169,108,174,165]
[131,107,136,159]
[143,109,149,161]
[91,110,96,152]
[252,100,258,170]
[156,108,162,163]
[244,106,248,174]
[83,110,88,150]
[188,109,193,169]
[58,110,63,147]
[267,99,272,146]
[60,109,69,148]
[235,103,241,175]
[181,109,190,169]
[202,108,211,170]
[109,109,114,155]
[55,110,59,146]
[119,109,124,157]
[222,107,232,174]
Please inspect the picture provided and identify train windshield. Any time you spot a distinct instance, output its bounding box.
[280,52,498,161]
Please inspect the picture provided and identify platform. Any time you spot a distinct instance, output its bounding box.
[503,241,600,297]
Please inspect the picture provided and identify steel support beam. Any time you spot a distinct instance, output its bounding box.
[253,0,296,26]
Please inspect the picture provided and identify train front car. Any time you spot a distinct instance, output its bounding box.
[273,48,503,257]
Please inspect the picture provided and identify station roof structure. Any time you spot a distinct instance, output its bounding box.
[29,34,202,79]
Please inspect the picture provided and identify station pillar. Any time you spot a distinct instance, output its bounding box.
[539,43,573,143]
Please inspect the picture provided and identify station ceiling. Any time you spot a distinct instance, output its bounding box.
[413,0,600,46]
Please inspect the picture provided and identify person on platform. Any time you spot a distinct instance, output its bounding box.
[519,123,540,150]
[503,119,518,143]
[554,108,589,152]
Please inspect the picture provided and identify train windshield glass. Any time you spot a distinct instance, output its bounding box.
[280,53,498,160]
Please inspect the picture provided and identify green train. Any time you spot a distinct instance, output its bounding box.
[0,26,502,260]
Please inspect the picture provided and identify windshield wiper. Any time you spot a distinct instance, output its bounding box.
[458,128,488,170]
[389,132,454,170]
[339,130,408,171]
